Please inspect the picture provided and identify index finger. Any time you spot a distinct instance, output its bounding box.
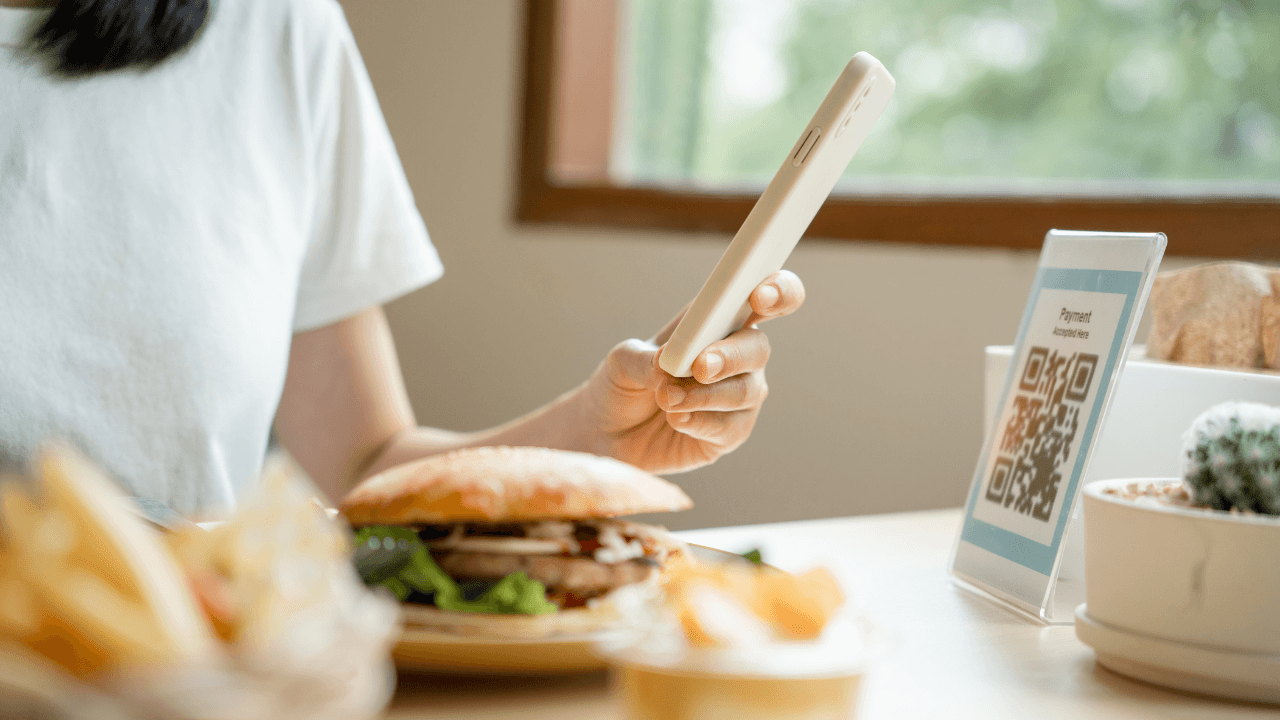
[744,270,805,328]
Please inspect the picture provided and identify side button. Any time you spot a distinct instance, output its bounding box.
[791,126,822,167]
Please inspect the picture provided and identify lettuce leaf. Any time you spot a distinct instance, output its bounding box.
[353,525,557,615]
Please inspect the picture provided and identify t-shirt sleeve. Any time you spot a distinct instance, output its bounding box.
[292,2,443,333]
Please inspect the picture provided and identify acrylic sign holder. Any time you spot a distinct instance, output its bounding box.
[950,229,1166,624]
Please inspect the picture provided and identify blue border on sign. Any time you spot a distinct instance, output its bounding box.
[959,267,1142,576]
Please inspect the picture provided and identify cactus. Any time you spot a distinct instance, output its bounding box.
[1181,401,1280,515]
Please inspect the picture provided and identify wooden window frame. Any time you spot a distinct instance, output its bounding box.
[516,0,1280,256]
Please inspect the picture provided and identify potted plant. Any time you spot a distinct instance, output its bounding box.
[1076,402,1280,704]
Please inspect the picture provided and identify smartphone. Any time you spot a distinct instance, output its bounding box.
[658,52,895,378]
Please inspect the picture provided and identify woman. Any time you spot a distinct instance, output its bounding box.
[0,0,804,516]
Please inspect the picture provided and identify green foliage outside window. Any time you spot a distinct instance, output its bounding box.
[619,0,1280,190]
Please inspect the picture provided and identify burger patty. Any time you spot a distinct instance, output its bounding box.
[435,551,655,594]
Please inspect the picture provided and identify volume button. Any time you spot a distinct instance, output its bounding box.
[791,126,821,167]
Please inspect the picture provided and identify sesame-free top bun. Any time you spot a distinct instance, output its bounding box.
[339,446,693,525]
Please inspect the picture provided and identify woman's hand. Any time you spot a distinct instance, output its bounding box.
[581,271,805,474]
[280,271,803,500]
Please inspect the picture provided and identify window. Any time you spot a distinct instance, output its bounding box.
[518,0,1280,254]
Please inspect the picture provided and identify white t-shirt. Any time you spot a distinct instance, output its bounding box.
[0,0,443,517]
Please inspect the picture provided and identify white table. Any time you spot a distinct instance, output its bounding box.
[388,509,1276,719]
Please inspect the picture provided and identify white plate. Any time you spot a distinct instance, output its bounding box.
[392,626,608,675]
[392,544,758,675]
[1075,605,1280,704]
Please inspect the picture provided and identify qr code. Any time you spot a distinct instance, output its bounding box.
[985,347,1099,522]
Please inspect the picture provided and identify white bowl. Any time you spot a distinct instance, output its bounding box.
[1076,478,1280,703]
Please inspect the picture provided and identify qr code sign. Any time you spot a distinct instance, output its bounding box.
[985,347,1099,522]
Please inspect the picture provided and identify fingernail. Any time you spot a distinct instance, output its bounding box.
[703,353,723,379]
[757,284,780,309]
[666,386,686,408]
[671,412,692,424]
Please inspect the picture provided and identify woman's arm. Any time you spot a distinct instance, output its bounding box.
[272,306,422,501]
[274,272,804,502]
[273,307,615,501]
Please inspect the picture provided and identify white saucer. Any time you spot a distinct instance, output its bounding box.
[1075,605,1280,704]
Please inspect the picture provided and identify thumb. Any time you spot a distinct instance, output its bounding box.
[606,338,663,392]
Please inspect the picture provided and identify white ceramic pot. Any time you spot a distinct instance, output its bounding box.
[1076,478,1280,703]
[1082,478,1280,652]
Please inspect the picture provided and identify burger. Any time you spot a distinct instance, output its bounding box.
[338,446,693,638]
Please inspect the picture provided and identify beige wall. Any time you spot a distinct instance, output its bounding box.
[340,1,1200,530]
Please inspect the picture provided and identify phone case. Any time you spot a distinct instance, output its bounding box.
[658,52,896,378]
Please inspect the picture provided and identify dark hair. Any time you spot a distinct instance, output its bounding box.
[33,0,210,75]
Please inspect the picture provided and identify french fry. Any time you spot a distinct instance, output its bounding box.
[0,484,40,540]
[0,445,218,677]
[0,549,37,638]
